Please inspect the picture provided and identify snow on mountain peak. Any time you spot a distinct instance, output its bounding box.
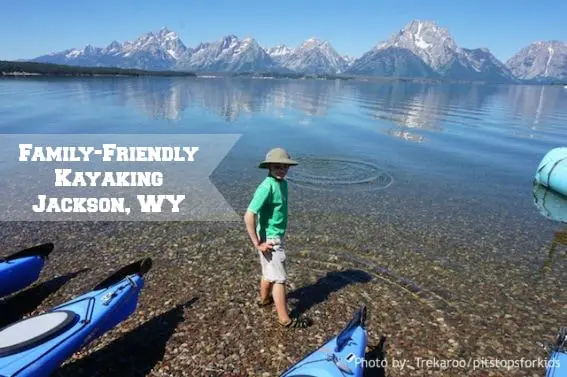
[368,19,514,81]
[28,22,548,81]
[506,40,567,81]
[221,35,239,42]
[103,40,122,54]
[232,37,258,55]
[343,55,356,66]
[219,35,239,50]
[276,37,347,74]
[83,44,100,54]
[157,27,180,41]
[301,37,323,49]
[267,45,294,57]
[376,19,458,70]
[403,20,441,33]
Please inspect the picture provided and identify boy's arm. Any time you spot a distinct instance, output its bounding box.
[244,211,260,247]
[244,211,273,253]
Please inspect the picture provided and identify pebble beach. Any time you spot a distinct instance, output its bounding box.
[1,207,565,377]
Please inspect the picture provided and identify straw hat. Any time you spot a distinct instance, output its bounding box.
[258,147,298,168]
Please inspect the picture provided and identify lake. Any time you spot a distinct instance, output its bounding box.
[1,76,567,376]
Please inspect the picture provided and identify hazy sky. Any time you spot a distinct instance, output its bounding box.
[1,0,565,62]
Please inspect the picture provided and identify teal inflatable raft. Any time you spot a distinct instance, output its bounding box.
[535,148,567,197]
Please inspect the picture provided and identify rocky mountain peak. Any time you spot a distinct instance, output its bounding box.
[506,40,567,81]
[26,22,566,81]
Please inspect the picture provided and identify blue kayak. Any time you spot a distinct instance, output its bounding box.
[0,257,152,377]
[281,304,368,377]
[535,147,567,197]
[0,243,54,299]
[547,328,567,376]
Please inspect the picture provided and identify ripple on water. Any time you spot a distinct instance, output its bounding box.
[287,156,394,192]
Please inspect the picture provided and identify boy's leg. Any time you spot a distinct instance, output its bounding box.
[262,238,311,328]
[273,282,290,323]
[258,247,274,305]
[260,277,273,304]
[265,238,291,322]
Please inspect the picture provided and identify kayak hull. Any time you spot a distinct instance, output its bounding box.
[281,305,368,377]
[281,327,367,377]
[546,328,567,377]
[546,351,567,377]
[0,244,54,299]
[535,147,567,197]
[0,257,45,299]
[0,258,151,377]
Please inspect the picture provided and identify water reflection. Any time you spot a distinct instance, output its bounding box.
[533,183,567,277]
[42,78,567,140]
[507,85,567,126]
[533,182,567,224]
[55,77,345,122]
[268,79,344,117]
[347,82,504,142]
[539,227,567,278]
[387,128,425,143]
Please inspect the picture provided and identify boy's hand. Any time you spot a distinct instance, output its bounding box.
[256,241,274,253]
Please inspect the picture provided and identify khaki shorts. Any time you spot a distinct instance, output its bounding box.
[258,237,287,284]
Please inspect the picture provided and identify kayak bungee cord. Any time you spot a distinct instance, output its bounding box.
[281,350,353,377]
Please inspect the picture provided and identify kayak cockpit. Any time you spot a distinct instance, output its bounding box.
[0,311,78,357]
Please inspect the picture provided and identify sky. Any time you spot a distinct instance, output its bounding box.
[1,0,566,62]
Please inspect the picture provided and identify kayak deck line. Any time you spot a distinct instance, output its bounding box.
[93,257,152,291]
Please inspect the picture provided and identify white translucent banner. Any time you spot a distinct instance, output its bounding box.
[0,134,242,221]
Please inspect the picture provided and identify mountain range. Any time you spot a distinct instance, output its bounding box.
[27,20,567,83]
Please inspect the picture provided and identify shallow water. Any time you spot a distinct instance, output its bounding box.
[1,76,567,375]
[2,76,567,274]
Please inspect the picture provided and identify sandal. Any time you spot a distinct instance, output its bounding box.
[257,296,273,307]
[278,316,312,329]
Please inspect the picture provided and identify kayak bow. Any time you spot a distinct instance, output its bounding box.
[281,304,368,377]
[0,243,54,299]
[547,328,567,376]
[0,257,152,377]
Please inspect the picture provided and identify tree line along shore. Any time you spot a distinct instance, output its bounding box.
[1,60,566,85]
[0,61,197,77]
[0,61,358,80]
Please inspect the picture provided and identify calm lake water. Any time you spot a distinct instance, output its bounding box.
[1,77,567,373]
[2,78,566,236]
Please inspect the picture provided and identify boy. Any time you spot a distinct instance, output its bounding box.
[244,147,310,329]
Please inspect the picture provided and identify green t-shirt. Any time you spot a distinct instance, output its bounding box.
[247,175,288,240]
